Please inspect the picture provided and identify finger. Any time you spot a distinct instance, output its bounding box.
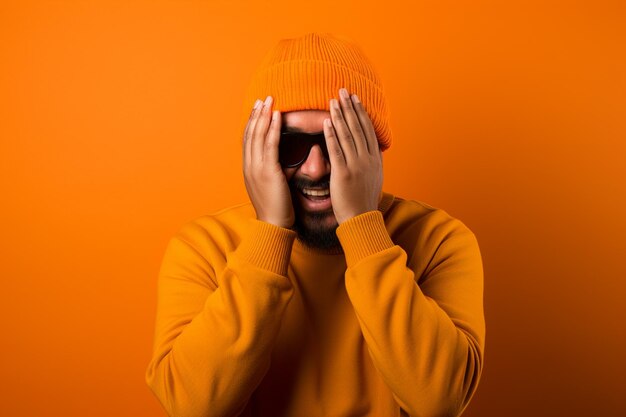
[243,99,262,143]
[339,88,368,155]
[252,96,273,165]
[351,94,379,155]
[264,110,281,164]
[323,117,346,167]
[330,98,357,161]
[244,99,263,167]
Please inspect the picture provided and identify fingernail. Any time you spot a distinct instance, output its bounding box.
[253,99,262,109]
[264,96,273,106]
[331,98,339,109]
[340,88,349,99]
[351,94,360,103]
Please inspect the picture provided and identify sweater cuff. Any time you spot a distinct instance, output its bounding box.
[236,219,296,276]
[336,211,394,267]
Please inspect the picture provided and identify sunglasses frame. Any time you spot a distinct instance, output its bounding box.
[279,131,330,168]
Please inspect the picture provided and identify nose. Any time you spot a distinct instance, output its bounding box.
[299,144,330,180]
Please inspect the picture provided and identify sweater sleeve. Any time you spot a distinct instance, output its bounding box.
[336,210,485,417]
[145,218,296,417]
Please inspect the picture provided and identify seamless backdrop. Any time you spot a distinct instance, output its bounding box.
[1,1,625,416]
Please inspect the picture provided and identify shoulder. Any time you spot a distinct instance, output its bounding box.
[384,194,475,237]
[382,193,480,273]
[172,202,256,255]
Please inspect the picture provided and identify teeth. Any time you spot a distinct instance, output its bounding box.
[302,188,330,197]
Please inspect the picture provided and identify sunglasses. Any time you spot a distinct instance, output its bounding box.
[279,131,330,168]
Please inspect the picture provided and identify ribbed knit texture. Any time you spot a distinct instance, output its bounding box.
[236,218,296,276]
[146,196,486,416]
[336,210,395,267]
[242,32,392,151]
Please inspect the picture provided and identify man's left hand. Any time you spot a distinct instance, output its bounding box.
[323,88,383,225]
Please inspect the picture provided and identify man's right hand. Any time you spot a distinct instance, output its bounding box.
[243,96,295,229]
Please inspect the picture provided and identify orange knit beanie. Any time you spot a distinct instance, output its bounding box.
[242,32,392,151]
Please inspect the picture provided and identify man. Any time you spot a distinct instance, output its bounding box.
[146,33,485,417]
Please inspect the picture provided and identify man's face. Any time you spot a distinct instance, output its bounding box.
[281,110,339,250]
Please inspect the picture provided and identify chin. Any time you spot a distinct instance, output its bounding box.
[305,210,337,226]
[293,210,341,250]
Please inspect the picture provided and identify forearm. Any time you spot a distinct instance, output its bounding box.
[337,211,485,417]
[346,251,483,416]
[146,219,296,417]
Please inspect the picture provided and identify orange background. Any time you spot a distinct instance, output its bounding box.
[1,1,625,416]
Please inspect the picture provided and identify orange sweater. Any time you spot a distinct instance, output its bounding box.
[146,192,485,417]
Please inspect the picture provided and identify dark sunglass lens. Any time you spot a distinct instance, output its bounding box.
[279,132,329,167]
[279,134,310,167]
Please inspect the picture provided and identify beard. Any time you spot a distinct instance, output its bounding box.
[289,174,341,250]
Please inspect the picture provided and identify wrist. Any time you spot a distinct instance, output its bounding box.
[335,204,378,225]
[257,215,294,229]
[237,219,297,275]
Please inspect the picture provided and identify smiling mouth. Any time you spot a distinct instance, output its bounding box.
[301,188,330,199]
[296,188,333,212]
